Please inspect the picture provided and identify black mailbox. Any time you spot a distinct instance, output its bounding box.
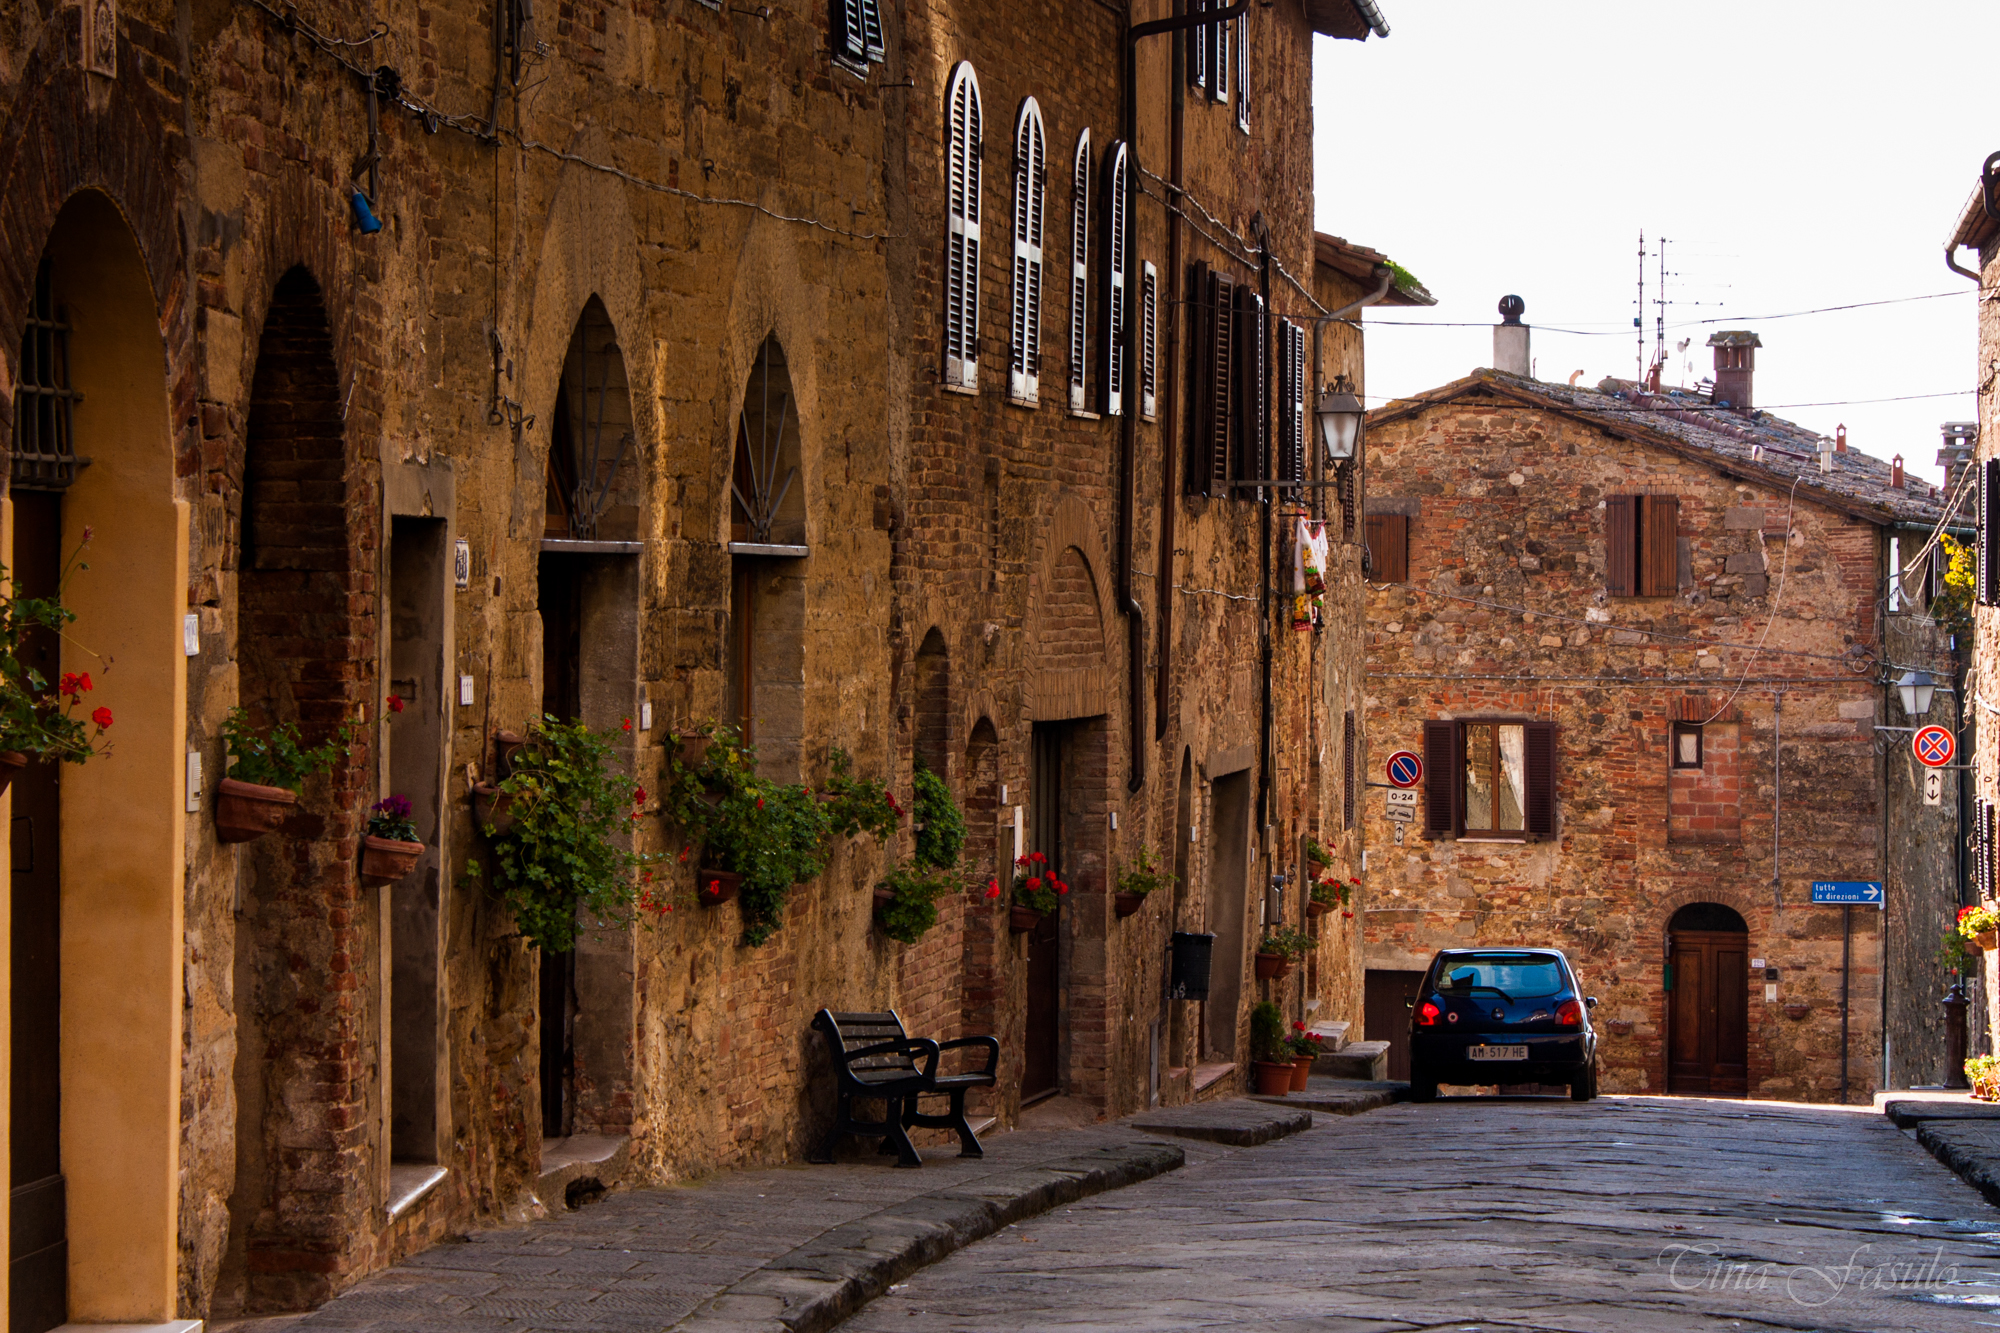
[1169,932,1215,1001]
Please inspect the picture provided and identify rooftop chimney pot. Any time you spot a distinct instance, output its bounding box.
[1835,424,1847,453]
[1706,329,1760,410]
[1493,296,1530,376]
[1891,454,1905,489]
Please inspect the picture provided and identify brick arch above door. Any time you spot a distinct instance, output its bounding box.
[1023,494,1111,722]
[1649,884,1761,937]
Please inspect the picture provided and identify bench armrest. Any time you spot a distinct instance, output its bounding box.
[936,1034,1000,1077]
[840,1036,940,1082]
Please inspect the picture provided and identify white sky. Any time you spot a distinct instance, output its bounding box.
[1313,1,1997,485]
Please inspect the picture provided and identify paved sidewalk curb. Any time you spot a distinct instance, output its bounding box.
[1913,1119,2000,1209]
[671,1141,1184,1333]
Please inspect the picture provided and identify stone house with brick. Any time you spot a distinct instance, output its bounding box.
[0,0,1412,1322]
[1359,325,1958,1104]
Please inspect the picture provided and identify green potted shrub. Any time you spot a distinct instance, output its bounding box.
[1249,1001,1292,1095]
[664,724,833,945]
[361,794,424,885]
[873,859,960,944]
[1009,851,1067,932]
[0,544,114,794]
[911,760,964,868]
[1255,925,1311,980]
[468,715,659,953]
[217,706,355,844]
[1113,842,1173,918]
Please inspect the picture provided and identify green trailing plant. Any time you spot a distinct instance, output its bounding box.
[0,537,115,764]
[912,761,965,870]
[663,723,834,946]
[467,715,658,953]
[1249,1001,1288,1064]
[1936,534,1974,644]
[1940,929,1973,975]
[366,794,420,843]
[875,858,960,945]
[223,706,356,794]
[1115,842,1173,899]
[1258,925,1313,960]
[818,745,901,841]
[1311,876,1355,908]
[1304,837,1333,869]
[1011,850,1068,915]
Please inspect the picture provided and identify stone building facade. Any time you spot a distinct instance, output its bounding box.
[0,0,1407,1321]
[1359,349,1955,1103]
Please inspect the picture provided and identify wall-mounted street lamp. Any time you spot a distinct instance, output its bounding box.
[1317,374,1364,463]
[1897,669,1937,720]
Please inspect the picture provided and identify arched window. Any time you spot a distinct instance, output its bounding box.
[914,628,950,776]
[943,62,983,391]
[1008,97,1047,406]
[545,297,638,544]
[1067,128,1091,413]
[1098,139,1128,417]
[728,337,809,780]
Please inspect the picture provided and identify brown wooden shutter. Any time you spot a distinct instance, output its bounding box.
[1605,495,1636,596]
[1982,459,2000,607]
[1233,285,1265,488]
[1342,710,1356,830]
[1524,720,1558,839]
[1184,261,1213,496]
[1423,720,1456,838]
[1365,513,1408,583]
[1639,494,1679,596]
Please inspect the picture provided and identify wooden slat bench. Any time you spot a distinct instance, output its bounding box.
[809,1009,999,1167]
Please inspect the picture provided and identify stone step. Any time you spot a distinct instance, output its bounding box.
[1314,1040,1389,1081]
[1307,1020,1351,1052]
[1249,1076,1405,1116]
[1127,1100,1313,1146]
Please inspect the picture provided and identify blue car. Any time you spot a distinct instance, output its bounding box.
[1406,948,1598,1103]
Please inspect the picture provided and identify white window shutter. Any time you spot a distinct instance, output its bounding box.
[1212,9,1229,104]
[860,0,885,62]
[944,63,983,391]
[1236,13,1249,132]
[1190,0,1207,90]
[1141,261,1158,421]
[1068,129,1090,413]
[1101,140,1128,416]
[1009,98,1046,404]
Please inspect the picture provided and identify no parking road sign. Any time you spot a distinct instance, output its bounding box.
[1385,751,1424,789]
[1913,725,1955,768]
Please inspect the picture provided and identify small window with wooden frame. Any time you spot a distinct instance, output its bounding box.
[1423,718,1557,841]
[1670,721,1703,770]
[1605,493,1679,596]
[1364,512,1408,583]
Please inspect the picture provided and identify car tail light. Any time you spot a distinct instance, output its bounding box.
[1417,1001,1442,1027]
[1556,999,1584,1027]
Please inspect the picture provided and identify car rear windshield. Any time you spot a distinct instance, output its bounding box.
[1433,956,1565,998]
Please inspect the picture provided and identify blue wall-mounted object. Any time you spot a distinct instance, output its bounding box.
[350,190,383,234]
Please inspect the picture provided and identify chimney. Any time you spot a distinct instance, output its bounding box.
[1940,421,1978,496]
[1493,295,1530,377]
[1835,424,1847,453]
[1891,454,1905,489]
[1706,330,1761,409]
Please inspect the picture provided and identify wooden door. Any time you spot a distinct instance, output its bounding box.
[1365,969,1426,1083]
[1668,929,1749,1095]
[10,491,65,1332]
[1023,723,1066,1099]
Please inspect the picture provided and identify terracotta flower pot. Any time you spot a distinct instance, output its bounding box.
[873,886,896,919]
[1114,891,1147,918]
[492,729,526,780]
[1782,1003,1811,1021]
[697,869,740,906]
[677,733,712,770]
[1305,899,1332,918]
[1254,951,1292,981]
[1607,1020,1634,1037]
[1977,930,1999,952]
[1291,1055,1313,1091]
[360,835,425,886]
[471,783,516,837]
[1252,1061,1295,1096]
[215,777,298,844]
[0,750,26,798]
[1009,904,1042,933]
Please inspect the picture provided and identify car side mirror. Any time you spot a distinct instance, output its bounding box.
[1585,996,1598,1009]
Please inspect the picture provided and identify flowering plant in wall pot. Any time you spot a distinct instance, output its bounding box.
[1308,876,1355,917]
[0,542,114,794]
[1968,1054,2000,1103]
[360,794,425,885]
[1010,852,1067,930]
[1255,925,1311,980]
[874,858,961,945]
[1959,903,2000,952]
[464,715,662,953]
[216,706,356,843]
[817,745,900,841]
[1113,842,1173,918]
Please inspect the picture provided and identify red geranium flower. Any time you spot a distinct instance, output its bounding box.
[985,879,1001,899]
[622,717,633,732]
[90,706,112,729]
[1027,877,1043,891]
[1055,879,1069,895]
[386,693,405,714]
[756,797,764,810]
[634,787,648,805]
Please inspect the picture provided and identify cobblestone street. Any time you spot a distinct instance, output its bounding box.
[842,1096,2000,1333]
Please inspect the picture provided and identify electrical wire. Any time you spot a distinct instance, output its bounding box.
[1701,474,1804,724]
[1363,288,1996,336]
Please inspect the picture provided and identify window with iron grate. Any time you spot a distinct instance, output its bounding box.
[12,259,85,492]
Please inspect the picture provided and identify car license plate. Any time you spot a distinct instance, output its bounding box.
[1468,1045,1527,1061]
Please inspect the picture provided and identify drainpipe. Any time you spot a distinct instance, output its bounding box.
[1254,213,1274,835]
[1123,0,1248,796]
[1772,689,1782,908]
[1153,3,1187,744]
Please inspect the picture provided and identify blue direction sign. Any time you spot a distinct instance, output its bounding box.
[1811,881,1884,906]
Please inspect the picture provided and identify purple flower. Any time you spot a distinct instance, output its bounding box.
[372,794,413,820]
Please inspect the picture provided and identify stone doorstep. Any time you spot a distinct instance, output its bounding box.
[1314,1039,1389,1081]
[669,1140,1184,1333]
[53,1324,204,1332]
[1125,1101,1313,1147]
[1306,1020,1351,1051]
[1250,1076,1407,1116]
[1882,1096,2000,1129]
[535,1132,631,1210]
